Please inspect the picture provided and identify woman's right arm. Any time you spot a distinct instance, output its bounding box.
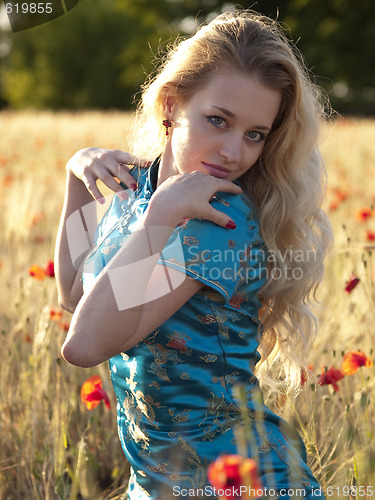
[55,148,144,312]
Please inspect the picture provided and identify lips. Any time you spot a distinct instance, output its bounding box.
[202,162,230,179]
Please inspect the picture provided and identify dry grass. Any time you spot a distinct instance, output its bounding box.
[0,111,374,499]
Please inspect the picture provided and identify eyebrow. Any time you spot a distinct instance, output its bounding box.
[211,106,271,132]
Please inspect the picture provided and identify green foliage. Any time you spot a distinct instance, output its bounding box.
[281,0,375,113]
[0,0,171,109]
[0,0,374,112]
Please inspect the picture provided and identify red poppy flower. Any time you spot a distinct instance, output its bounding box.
[317,366,345,392]
[30,212,45,227]
[329,199,340,211]
[23,333,32,344]
[80,375,111,410]
[28,265,45,281]
[356,206,372,222]
[28,260,55,280]
[329,187,348,211]
[344,273,360,293]
[342,351,373,375]
[33,235,45,244]
[333,187,347,202]
[366,230,375,241]
[34,137,45,150]
[44,260,55,277]
[207,454,263,499]
[50,307,63,321]
[58,321,70,332]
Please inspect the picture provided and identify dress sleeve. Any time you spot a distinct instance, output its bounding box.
[158,193,268,303]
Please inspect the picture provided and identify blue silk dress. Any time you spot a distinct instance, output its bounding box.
[83,159,325,500]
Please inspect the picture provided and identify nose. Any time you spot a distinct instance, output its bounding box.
[219,132,242,164]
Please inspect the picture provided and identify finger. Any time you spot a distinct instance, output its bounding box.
[99,171,131,198]
[86,159,130,196]
[204,206,237,229]
[97,157,138,191]
[214,180,243,195]
[116,163,139,191]
[84,174,104,202]
[114,150,151,168]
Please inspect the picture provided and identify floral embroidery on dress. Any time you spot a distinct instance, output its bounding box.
[200,354,217,363]
[177,217,190,227]
[147,463,168,473]
[121,360,165,449]
[199,393,242,441]
[186,250,211,266]
[212,371,240,386]
[182,235,199,246]
[84,160,326,500]
[166,331,192,354]
[214,197,230,207]
[167,436,210,493]
[146,343,185,382]
[172,409,191,423]
[100,243,117,255]
[229,292,246,309]
[143,329,160,345]
[197,313,226,324]
[121,395,150,449]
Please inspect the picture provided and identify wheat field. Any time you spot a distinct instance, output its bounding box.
[0,111,374,499]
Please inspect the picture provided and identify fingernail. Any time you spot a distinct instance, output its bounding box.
[97,197,105,205]
[131,183,137,191]
[225,220,236,229]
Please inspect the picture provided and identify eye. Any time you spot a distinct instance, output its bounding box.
[206,115,228,128]
[245,131,265,143]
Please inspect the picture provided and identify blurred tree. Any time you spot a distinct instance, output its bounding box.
[0,0,374,112]
[281,0,375,113]
[0,0,172,109]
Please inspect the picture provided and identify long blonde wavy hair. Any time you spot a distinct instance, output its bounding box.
[130,10,333,394]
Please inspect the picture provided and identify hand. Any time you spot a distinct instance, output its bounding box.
[149,171,242,229]
[66,148,150,201]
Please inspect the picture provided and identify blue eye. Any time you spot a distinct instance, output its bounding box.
[207,115,227,128]
[246,131,265,143]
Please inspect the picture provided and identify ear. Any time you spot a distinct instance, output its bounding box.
[162,85,178,119]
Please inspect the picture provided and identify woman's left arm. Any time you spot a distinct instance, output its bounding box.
[61,171,242,367]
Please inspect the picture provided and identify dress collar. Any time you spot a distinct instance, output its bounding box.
[144,157,160,196]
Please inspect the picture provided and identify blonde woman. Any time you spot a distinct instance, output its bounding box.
[56,10,332,499]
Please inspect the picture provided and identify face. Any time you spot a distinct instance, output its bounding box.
[160,67,281,184]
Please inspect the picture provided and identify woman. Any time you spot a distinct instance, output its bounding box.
[56,10,332,499]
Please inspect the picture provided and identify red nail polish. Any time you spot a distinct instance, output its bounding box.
[131,183,137,191]
[225,220,236,229]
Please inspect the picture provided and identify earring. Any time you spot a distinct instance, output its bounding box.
[162,119,172,136]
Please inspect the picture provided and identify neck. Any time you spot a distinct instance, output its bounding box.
[157,146,178,188]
